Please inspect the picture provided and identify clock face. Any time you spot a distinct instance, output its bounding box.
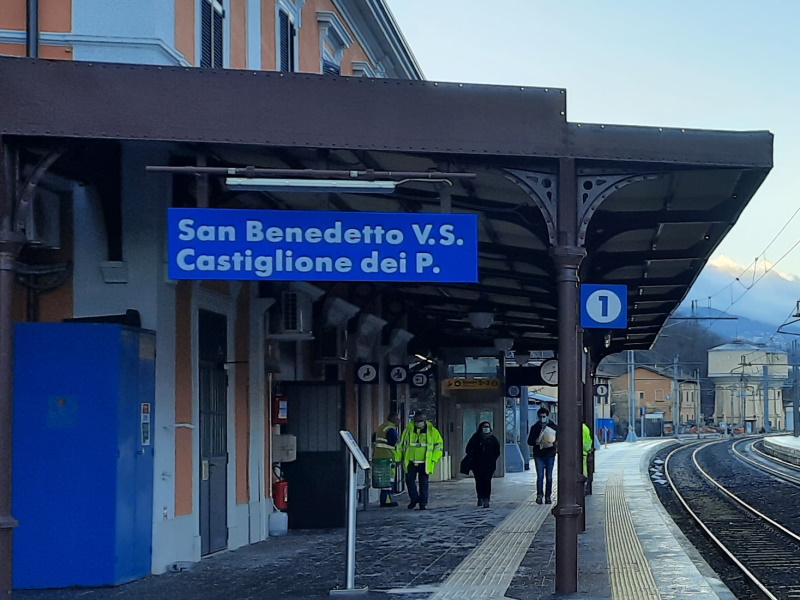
[540,359,559,385]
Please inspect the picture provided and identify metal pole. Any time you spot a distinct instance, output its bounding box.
[345,454,357,589]
[763,365,770,433]
[793,341,799,437]
[26,0,39,58]
[577,339,586,534]
[672,357,679,438]
[626,350,637,442]
[552,157,584,595]
[0,140,23,598]
[695,370,701,440]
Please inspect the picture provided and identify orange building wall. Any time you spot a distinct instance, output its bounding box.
[234,286,250,504]
[175,0,196,65]
[262,0,375,74]
[1,0,72,32]
[174,281,193,516]
[230,0,248,69]
[340,41,370,76]
[260,0,277,70]
[0,43,72,59]
[616,369,675,421]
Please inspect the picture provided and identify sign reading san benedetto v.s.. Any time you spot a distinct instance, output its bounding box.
[167,208,478,282]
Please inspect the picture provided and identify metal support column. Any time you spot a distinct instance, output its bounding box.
[672,357,679,437]
[793,341,799,438]
[26,0,39,58]
[626,351,637,442]
[552,157,585,595]
[576,335,586,534]
[583,349,594,495]
[763,365,770,433]
[0,140,23,598]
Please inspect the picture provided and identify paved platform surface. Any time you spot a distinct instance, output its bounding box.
[12,440,734,600]
[762,432,800,466]
[764,433,800,449]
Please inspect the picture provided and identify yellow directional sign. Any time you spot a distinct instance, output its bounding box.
[444,378,501,390]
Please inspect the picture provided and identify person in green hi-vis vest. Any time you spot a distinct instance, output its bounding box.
[372,412,400,507]
[396,411,444,510]
[582,423,593,476]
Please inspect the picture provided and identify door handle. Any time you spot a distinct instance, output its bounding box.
[202,460,209,481]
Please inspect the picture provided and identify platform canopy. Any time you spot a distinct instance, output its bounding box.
[0,57,772,357]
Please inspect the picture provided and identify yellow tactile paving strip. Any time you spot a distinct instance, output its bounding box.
[429,483,557,600]
[606,473,661,599]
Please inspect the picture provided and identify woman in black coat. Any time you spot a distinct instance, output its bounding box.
[465,421,502,508]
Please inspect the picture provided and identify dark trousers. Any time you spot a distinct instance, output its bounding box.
[379,488,394,505]
[534,455,555,499]
[474,471,493,500]
[405,463,429,506]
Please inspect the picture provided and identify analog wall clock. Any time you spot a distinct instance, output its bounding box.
[539,359,559,385]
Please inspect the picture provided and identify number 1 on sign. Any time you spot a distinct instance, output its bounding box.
[598,295,609,317]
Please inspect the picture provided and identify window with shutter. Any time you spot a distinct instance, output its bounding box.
[322,60,340,76]
[200,0,225,68]
[278,10,296,72]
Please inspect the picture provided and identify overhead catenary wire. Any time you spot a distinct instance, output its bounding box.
[699,201,800,303]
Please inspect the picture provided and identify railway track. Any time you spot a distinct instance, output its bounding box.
[664,440,800,599]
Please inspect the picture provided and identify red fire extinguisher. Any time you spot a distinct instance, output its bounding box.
[273,466,288,511]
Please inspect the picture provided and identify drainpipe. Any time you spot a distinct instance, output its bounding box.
[552,157,585,595]
[0,141,24,597]
[26,0,39,58]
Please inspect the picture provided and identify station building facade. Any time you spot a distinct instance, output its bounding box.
[1,0,445,578]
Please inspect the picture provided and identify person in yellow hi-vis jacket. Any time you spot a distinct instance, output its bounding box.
[396,411,444,510]
[582,423,593,476]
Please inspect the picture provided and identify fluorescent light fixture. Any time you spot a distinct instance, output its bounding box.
[225,177,396,194]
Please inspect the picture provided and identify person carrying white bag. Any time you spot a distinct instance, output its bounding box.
[527,406,558,504]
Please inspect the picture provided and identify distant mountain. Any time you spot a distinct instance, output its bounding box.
[682,255,800,335]
[671,305,800,349]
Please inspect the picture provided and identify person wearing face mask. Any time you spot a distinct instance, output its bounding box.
[464,421,501,508]
[395,411,444,510]
[527,406,558,505]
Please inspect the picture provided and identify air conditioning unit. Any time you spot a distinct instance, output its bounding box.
[316,326,347,362]
[267,291,314,340]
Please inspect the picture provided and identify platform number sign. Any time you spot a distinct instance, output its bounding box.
[580,284,627,329]
[356,362,379,384]
[389,365,409,384]
[593,383,609,404]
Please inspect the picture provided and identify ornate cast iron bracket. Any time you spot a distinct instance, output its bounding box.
[576,173,665,246]
[503,169,558,245]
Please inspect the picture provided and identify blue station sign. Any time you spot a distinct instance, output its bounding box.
[580,283,628,329]
[168,208,478,282]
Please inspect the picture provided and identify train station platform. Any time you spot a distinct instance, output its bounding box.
[761,433,800,465]
[12,439,734,600]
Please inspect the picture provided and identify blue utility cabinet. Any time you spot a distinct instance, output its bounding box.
[13,323,156,588]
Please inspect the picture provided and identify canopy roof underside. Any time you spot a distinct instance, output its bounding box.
[0,57,773,356]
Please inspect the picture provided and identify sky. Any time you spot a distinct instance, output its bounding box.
[385,0,800,327]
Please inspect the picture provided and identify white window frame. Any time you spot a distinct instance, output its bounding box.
[317,11,352,75]
[276,0,305,72]
[351,61,377,78]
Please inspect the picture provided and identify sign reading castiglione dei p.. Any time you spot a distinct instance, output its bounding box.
[167,208,478,282]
